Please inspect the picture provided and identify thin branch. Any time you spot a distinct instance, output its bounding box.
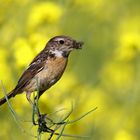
[67,107,98,124]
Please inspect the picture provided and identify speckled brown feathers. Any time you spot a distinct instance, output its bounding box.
[0,35,83,106]
[24,56,68,99]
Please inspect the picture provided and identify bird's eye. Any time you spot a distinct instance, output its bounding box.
[59,40,65,44]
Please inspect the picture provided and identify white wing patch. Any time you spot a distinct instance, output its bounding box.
[37,67,44,72]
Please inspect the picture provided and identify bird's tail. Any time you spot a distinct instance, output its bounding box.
[0,90,15,106]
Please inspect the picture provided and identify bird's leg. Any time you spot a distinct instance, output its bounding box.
[26,92,40,125]
[26,92,33,105]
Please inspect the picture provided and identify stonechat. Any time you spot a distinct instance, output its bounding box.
[0,35,83,105]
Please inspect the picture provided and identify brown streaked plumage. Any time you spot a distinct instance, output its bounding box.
[0,35,83,105]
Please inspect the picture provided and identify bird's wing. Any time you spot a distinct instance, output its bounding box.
[14,49,49,93]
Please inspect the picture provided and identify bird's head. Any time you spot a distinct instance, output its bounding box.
[46,35,84,57]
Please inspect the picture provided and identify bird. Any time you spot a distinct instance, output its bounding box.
[0,35,83,106]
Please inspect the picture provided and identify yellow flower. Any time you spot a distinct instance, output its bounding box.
[13,38,34,67]
[27,2,62,30]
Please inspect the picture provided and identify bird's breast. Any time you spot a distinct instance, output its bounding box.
[35,57,68,91]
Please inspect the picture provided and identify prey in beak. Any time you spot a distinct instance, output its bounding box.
[73,40,84,49]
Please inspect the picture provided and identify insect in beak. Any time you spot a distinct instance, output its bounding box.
[73,41,84,49]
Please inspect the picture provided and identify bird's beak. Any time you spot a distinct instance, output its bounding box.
[73,40,84,49]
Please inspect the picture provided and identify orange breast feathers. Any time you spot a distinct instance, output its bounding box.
[25,57,68,92]
[45,56,68,83]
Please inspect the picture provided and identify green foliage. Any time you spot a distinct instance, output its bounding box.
[0,0,140,140]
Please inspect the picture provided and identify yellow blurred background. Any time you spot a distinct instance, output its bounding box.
[0,0,140,140]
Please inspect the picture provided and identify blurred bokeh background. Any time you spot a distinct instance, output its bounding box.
[0,0,140,140]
